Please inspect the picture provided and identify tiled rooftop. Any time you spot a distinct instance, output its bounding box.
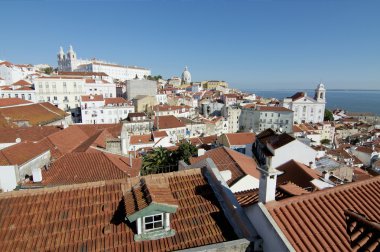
[0,140,50,166]
[0,102,67,126]
[276,160,321,189]
[0,169,238,251]
[0,126,61,143]
[40,152,129,186]
[224,132,256,146]
[154,115,186,129]
[266,176,380,252]
[190,147,259,186]
[0,98,32,107]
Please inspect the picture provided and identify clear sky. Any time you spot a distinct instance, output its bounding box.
[1,0,379,90]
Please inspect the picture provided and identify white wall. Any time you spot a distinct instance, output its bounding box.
[0,165,18,192]
[230,175,260,193]
[271,139,317,168]
[245,203,294,251]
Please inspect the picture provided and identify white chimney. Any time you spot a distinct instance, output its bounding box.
[258,164,282,204]
[32,167,42,182]
[15,138,21,143]
[198,148,206,156]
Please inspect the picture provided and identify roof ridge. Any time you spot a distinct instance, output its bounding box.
[266,175,380,208]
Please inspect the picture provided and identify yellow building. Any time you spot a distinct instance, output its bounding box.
[202,80,228,90]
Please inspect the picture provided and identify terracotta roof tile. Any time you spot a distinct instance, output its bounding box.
[276,160,321,189]
[0,140,51,166]
[224,132,256,146]
[130,134,153,145]
[0,126,61,143]
[190,147,259,186]
[0,169,238,251]
[154,115,186,129]
[81,95,104,102]
[41,152,128,186]
[0,102,67,126]
[266,176,380,252]
[104,97,128,105]
[0,98,32,107]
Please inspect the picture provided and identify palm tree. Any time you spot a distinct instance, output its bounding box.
[142,147,173,175]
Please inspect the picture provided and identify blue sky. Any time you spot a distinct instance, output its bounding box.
[0,0,379,90]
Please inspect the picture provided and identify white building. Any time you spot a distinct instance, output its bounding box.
[221,105,241,133]
[0,80,36,102]
[84,78,116,98]
[57,45,151,80]
[0,61,35,85]
[253,129,318,169]
[240,106,294,134]
[155,94,168,104]
[80,95,134,124]
[34,76,85,112]
[281,83,326,124]
[126,79,157,100]
[181,66,191,84]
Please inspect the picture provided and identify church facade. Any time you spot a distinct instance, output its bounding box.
[57,46,151,81]
[281,83,326,124]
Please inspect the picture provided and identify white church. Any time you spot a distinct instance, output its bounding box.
[281,83,326,124]
[57,45,151,81]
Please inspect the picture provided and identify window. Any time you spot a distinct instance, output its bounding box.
[63,82,67,87]
[28,94,32,100]
[21,94,25,100]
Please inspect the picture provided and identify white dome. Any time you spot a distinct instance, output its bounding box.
[317,83,325,89]
[181,66,191,84]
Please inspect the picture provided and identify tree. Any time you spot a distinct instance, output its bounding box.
[141,142,197,175]
[142,147,174,175]
[173,142,197,164]
[324,109,334,121]
[43,67,53,75]
[321,139,331,145]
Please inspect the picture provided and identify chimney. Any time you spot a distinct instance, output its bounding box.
[120,126,129,156]
[32,167,42,183]
[258,164,282,204]
[197,148,206,156]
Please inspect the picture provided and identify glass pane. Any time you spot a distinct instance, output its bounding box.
[145,216,153,223]
[154,222,162,228]
[145,223,153,230]
[154,215,162,221]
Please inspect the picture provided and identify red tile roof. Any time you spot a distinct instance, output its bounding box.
[190,146,259,186]
[257,129,295,150]
[0,98,32,107]
[288,92,306,101]
[0,126,61,143]
[276,160,321,189]
[0,102,67,127]
[154,115,186,129]
[266,176,380,252]
[104,97,128,105]
[81,95,104,102]
[0,168,238,251]
[41,152,129,186]
[152,130,168,138]
[130,134,153,145]
[11,80,32,86]
[344,209,380,251]
[224,132,256,146]
[0,140,51,166]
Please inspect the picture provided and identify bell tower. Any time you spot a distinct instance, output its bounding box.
[315,83,326,103]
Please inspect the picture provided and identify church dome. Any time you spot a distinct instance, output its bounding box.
[181,66,191,84]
